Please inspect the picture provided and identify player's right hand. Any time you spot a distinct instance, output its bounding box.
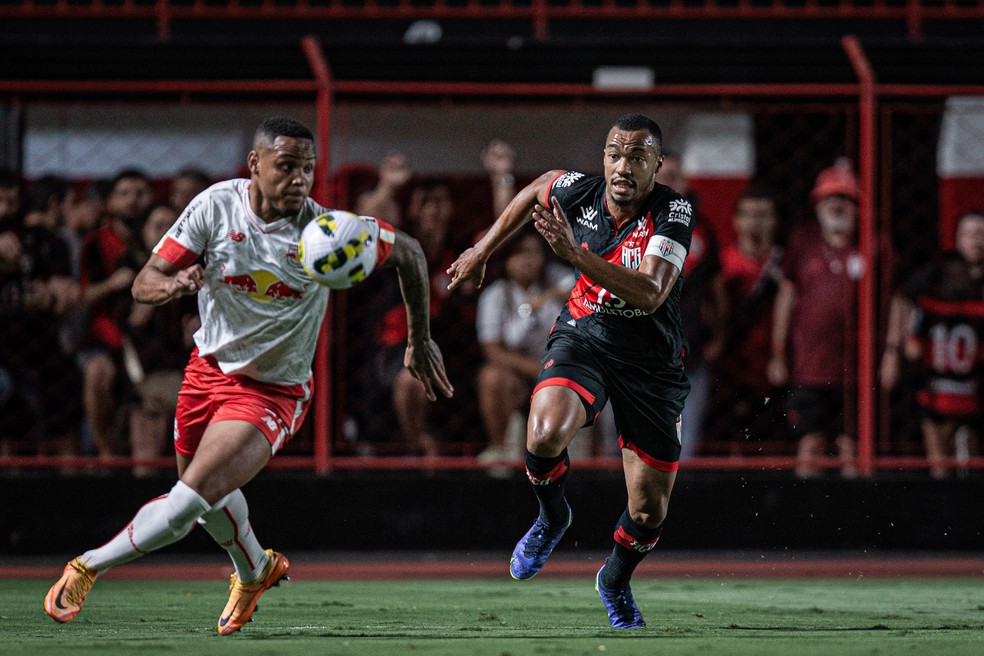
[446,247,486,291]
[532,203,577,262]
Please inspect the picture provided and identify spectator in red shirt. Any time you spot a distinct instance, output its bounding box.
[768,160,862,478]
[711,186,786,453]
[125,202,200,477]
[359,180,478,456]
[78,168,154,460]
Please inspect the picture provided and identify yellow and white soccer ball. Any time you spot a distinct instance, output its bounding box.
[298,210,378,289]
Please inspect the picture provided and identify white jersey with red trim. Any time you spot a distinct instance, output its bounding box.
[154,178,394,385]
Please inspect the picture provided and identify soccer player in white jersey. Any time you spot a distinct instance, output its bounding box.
[44,116,453,634]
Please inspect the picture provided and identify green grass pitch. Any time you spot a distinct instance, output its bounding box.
[4,577,984,655]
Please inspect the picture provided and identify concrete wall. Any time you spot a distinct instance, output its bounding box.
[3,471,981,555]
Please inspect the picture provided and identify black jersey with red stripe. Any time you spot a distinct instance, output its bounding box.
[911,296,984,417]
[544,171,694,363]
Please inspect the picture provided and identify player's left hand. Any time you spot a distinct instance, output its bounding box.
[170,264,205,298]
[532,203,578,262]
[405,338,454,401]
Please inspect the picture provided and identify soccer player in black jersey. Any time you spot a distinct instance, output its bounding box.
[448,113,694,629]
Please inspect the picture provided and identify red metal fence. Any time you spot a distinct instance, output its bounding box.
[2,26,983,476]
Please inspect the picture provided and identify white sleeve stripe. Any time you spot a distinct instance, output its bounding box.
[643,235,688,272]
[379,227,396,244]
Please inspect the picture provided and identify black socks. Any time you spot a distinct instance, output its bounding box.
[525,449,571,526]
[602,509,662,589]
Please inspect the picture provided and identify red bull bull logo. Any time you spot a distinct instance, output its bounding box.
[223,270,305,302]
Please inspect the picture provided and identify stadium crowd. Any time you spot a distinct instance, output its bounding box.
[1,143,982,479]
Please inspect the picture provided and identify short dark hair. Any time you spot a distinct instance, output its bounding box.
[407,179,452,223]
[175,167,210,188]
[141,201,177,223]
[91,177,115,202]
[736,183,778,208]
[28,174,71,213]
[111,167,152,192]
[254,116,314,147]
[612,113,662,152]
[411,179,450,197]
[0,166,22,191]
[958,208,984,224]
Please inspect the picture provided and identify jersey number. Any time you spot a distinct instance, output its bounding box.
[595,287,625,308]
[928,322,977,375]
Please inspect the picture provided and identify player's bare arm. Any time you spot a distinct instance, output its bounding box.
[384,228,454,401]
[532,202,679,314]
[132,253,204,306]
[447,170,563,291]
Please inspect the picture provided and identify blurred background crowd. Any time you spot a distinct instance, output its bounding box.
[2,3,984,480]
[2,142,982,479]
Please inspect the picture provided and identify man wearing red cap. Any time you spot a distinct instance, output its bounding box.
[767,159,862,478]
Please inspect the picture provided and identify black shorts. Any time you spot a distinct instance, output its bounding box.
[534,328,690,470]
[915,376,979,423]
[787,386,848,439]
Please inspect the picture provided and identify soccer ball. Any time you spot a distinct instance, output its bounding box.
[298,210,378,289]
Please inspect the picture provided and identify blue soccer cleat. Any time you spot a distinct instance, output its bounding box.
[595,558,646,629]
[509,502,572,580]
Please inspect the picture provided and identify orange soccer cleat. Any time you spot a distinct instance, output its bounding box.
[44,558,98,623]
[217,549,290,635]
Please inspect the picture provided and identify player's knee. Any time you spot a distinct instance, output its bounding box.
[527,420,571,456]
[164,481,210,535]
[628,496,669,528]
[529,388,586,449]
